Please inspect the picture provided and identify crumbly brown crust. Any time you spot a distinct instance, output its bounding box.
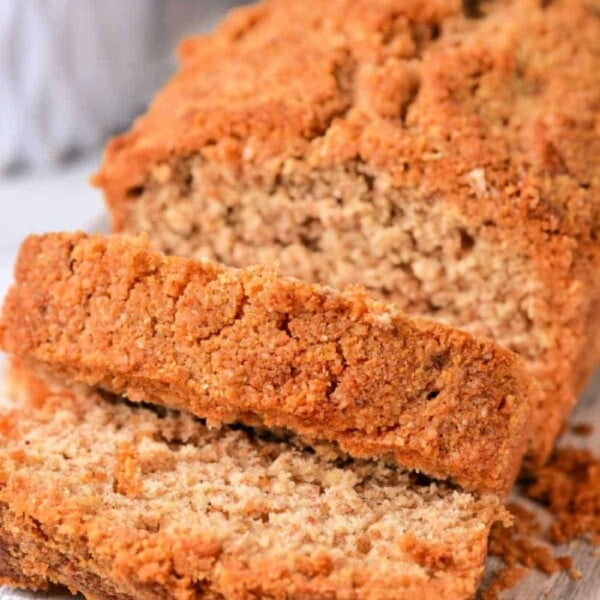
[0,232,534,496]
[93,0,600,464]
[0,362,504,600]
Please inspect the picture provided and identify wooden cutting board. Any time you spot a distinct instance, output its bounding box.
[1,370,599,600]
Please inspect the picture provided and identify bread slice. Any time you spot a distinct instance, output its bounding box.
[92,0,600,465]
[0,362,505,600]
[0,232,534,496]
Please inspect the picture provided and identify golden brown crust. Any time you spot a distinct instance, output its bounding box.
[93,0,600,465]
[0,232,534,495]
[0,363,502,600]
[94,0,599,242]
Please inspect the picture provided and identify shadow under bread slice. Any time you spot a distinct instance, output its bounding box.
[0,362,507,600]
[0,232,536,496]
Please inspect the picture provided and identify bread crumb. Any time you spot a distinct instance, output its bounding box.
[570,422,593,437]
[570,568,582,581]
[480,566,527,600]
[524,447,600,545]
[484,444,600,597]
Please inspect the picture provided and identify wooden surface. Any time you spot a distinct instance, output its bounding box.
[484,369,600,599]
[1,368,598,600]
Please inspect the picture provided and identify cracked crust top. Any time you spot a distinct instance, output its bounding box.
[94,0,599,244]
[0,232,534,495]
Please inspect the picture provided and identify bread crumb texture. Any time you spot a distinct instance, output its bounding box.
[482,436,600,599]
[94,0,600,465]
[0,232,534,495]
[0,365,503,600]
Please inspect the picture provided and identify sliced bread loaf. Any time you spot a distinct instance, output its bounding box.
[93,0,600,464]
[0,362,505,600]
[0,232,534,495]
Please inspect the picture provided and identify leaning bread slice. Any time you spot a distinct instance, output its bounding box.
[0,363,505,600]
[0,232,534,495]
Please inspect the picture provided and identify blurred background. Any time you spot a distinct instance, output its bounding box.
[0,0,245,300]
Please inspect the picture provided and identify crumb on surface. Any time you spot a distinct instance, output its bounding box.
[484,445,600,597]
[570,422,593,437]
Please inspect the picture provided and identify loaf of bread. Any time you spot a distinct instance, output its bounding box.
[0,362,505,600]
[0,232,534,496]
[93,0,600,464]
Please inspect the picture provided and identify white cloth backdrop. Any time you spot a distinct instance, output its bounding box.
[0,157,105,301]
[0,0,244,172]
